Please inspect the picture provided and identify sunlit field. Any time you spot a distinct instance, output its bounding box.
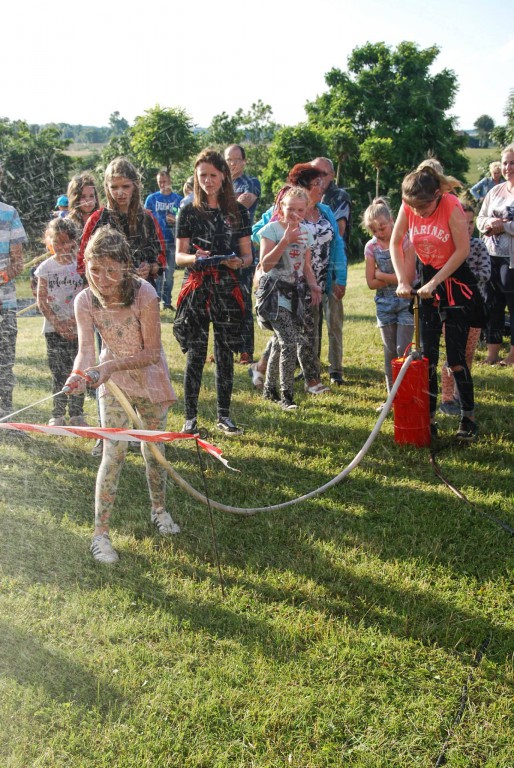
[1,263,513,767]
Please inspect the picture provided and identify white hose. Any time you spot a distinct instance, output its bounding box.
[106,354,413,516]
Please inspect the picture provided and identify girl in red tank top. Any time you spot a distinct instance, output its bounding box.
[390,163,482,441]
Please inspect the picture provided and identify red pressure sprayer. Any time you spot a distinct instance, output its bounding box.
[391,293,431,447]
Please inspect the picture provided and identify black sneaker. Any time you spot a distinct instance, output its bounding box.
[330,374,345,385]
[280,391,299,411]
[216,416,243,436]
[181,418,198,435]
[430,422,439,440]
[456,416,478,441]
[263,386,280,403]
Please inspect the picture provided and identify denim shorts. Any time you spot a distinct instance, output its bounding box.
[375,293,414,328]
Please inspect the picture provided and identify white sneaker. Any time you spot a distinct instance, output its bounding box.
[48,416,67,426]
[151,508,180,536]
[91,439,103,458]
[90,533,119,564]
[304,382,330,395]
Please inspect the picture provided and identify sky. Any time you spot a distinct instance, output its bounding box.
[4,0,513,133]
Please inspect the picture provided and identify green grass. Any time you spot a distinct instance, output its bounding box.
[1,265,513,767]
[462,148,501,187]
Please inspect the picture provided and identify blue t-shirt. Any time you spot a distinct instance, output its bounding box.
[232,174,261,225]
[144,191,183,244]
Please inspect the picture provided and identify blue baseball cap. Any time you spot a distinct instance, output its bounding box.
[56,195,69,208]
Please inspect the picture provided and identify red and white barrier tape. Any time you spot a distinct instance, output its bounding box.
[0,422,236,470]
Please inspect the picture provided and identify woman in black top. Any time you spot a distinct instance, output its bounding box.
[175,149,252,435]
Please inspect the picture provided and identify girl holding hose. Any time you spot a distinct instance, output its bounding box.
[65,226,179,564]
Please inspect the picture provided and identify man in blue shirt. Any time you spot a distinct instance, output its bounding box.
[225,145,261,364]
[144,171,182,310]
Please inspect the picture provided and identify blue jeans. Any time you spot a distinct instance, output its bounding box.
[156,242,176,307]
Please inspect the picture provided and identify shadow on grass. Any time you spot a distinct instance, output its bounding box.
[1,383,513,668]
[0,619,122,711]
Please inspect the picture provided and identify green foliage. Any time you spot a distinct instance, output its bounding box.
[204,101,282,209]
[261,124,328,203]
[109,111,130,136]
[100,132,134,169]
[490,89,514,147]
[130,105,199,174]
[359,136,394,198]
[0,119,72,237]
[474,115,495,148]
[306,41,468,207]
[204,111,244,146]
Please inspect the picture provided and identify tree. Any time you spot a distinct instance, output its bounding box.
[491,90,514,147]
[474,114,495,148]
[109,111,130,136]
[305,41,468,209]
[205,111,244,146]
[324,122,360,186]
[130,105,199,173]
[261,124,327,203]
[360,136,394,198]
[0,119,72,236]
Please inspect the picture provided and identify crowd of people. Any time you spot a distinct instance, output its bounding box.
[0,142,512,563]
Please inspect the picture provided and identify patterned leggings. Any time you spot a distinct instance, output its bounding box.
[95,392,168,529]
[265,306,305,396]
[0,310,17,410]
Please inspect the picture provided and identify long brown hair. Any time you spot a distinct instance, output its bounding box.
[84,226,137,308]
[67,172,100,228]
[104,157,143,237]
[193,149,239,224]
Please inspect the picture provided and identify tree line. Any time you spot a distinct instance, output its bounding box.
[1,42,513,257]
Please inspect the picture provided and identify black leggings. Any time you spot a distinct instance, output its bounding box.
[486,257,514,346]
[420,300,474,417]
[183,318,234,420]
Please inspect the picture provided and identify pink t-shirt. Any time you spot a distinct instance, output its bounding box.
[403,194,464,269]
[75,279,176,405]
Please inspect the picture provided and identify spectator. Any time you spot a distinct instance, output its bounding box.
[174,149,252,436]
[78,157,165,288]
[224,144,261,364]
[67,172,100,235]
[144,170,182,310]
[470,161,502,203]
[35,218,87,426]
[310,157,350,384]
[0,188,27,417]
[53,195,69,219]
[476,144,514,365]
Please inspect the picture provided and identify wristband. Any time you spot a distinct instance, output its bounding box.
[0,270,9,284]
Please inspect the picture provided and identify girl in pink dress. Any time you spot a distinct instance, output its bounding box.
[66,226,178,564]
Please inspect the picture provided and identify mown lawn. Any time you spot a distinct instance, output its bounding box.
[462,148,502,187]
[1,264,513,767]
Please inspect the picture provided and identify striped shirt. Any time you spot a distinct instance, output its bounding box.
[0,202,27,309]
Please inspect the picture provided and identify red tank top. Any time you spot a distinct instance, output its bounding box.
[403,194,464,269]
